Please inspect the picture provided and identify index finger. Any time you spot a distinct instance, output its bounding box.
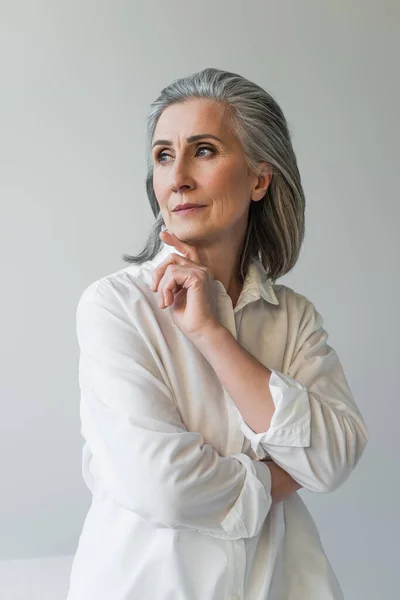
[160,230,201,264]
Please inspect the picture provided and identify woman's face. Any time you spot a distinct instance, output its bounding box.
[151,98,267,245]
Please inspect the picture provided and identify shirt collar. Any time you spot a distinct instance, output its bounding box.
[243,257,280,306]
[153,240,279,307]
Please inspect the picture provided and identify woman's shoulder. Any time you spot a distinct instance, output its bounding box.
[271,282,324,330]
[77,243,176,309]
[76,256,157,317]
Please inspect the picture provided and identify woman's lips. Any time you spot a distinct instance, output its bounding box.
[173,206,207,215]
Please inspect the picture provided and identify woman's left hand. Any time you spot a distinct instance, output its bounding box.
[151,230,220,343]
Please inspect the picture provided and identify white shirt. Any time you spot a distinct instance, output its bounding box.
[66,239,368,600]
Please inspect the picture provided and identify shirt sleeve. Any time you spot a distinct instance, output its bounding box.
[240,299,368,493]
[76,278,272,540]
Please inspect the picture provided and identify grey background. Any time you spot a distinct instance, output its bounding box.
[1,1,398,598]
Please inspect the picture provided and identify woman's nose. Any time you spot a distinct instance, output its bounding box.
[170,158,195,193]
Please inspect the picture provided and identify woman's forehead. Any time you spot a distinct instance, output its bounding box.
[154,99,229,139]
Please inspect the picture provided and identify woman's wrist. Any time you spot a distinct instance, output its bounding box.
[264,460,303,503]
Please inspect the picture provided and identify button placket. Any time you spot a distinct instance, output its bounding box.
[230,538,246,600]
[217,293,247,456]
[226,537,246,600]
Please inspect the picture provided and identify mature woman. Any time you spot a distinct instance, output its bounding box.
[67,68,368,599]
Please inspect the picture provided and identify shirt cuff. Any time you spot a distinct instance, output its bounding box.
[240,369,311,459]
[218,453,272,539]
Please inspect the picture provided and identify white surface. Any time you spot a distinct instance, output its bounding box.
[0,556,73,600]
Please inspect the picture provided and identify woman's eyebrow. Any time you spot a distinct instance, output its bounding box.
[152,134,223,149]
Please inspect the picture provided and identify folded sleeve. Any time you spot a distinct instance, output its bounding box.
[76,278,272,540]
[240,299,368,493]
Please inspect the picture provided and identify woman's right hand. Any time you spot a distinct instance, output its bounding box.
[262,459,303,503]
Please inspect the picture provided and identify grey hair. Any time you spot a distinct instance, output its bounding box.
[122,67,305,284]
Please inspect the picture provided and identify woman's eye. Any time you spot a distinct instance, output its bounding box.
[156,146,214,163]
[156,151,170,163]
[196,146,214,157]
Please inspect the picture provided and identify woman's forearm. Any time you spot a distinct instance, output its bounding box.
[193,325,276,434]
[262,460,303,502]
[193,326,303,500]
